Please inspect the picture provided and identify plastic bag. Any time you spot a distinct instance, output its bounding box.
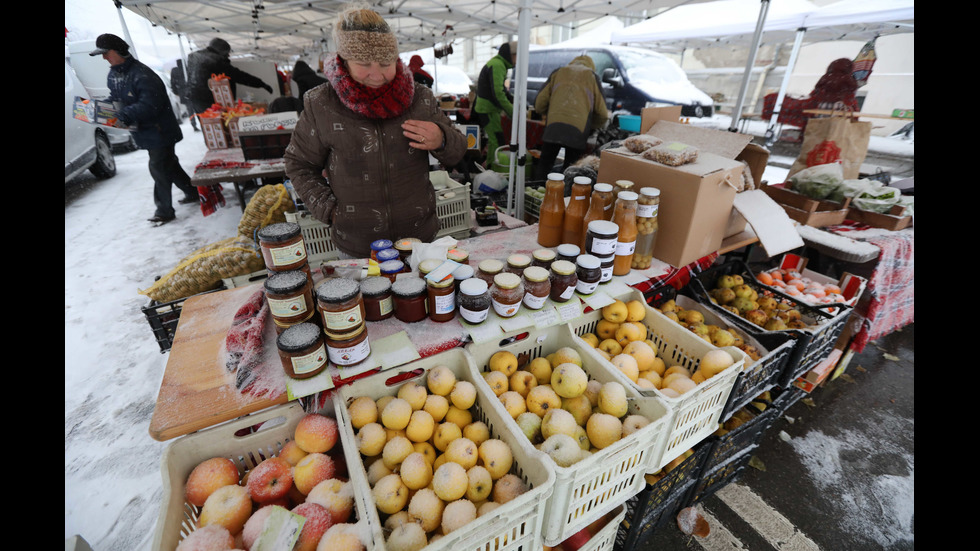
[851,183,902,213]
[827,178,876,203]
[787,163,844,200]
[139,236,265,303]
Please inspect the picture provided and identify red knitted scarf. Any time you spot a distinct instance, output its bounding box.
[324,55,414,119]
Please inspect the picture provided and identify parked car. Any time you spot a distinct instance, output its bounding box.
[522,45,714,118]
[66,40,137,152]
[431,65,473,99]
[65,60,116,185]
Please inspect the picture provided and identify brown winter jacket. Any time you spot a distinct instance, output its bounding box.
[284,80,467,258]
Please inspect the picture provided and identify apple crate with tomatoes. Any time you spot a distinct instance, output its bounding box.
[466,322,672,547]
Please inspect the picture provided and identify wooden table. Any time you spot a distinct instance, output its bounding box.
[802,109,914,121]
[191,148,287,211]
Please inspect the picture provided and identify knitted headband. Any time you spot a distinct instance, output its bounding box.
[335,28,399,65]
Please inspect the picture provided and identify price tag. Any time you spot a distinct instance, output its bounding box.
[465,319,504,344]
[556,301,583,321]
[531,306,560,328]
[582,290,615,311]
[500,314,534,333]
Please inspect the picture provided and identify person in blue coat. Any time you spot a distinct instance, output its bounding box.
[90,34,198,225]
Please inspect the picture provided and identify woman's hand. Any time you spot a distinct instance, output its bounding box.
[402,119,444,150]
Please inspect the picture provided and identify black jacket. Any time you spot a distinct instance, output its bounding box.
[185,46,271,113]
[291,61,327,101]
[107,57,182,150]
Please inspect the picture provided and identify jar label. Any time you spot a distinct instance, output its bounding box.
[267,295,309,318]
[433,291,456,315]
[616,240,636,255]
[576,280,599,295]
[378,296,393,316]
[290,343,328,375]
[268,241,307,267]
[590,236,617,256]
[523,292,548,310]
[327,338,371,366]
[322,305,364,332]
[460,306,489,324]
[559,285,576,300]
[600,266,614,282]
[637,204,659,218]
[492,298,521,317]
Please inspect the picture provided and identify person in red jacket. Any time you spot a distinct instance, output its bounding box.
[408,55,434,88]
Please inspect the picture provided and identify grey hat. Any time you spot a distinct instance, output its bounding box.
[208,38,232,55]
[89,33,130,56]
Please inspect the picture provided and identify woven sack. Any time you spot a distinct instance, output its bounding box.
[139,236,264,303]
[238,183,295,240]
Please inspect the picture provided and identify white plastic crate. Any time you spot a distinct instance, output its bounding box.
[430,170,472,239]
[579,505,626,551]
[151,400,373,551]
[566,289,745,472]
[465,324,672,546]
[333,347,555,551]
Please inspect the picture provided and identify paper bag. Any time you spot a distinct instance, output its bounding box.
[789,110,871,180]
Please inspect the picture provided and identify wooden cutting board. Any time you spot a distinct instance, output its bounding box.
[149,284,289,441]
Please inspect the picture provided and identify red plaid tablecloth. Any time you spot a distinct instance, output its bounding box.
[825,222,914,352]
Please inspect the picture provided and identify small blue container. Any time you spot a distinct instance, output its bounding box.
[618,115,641,133]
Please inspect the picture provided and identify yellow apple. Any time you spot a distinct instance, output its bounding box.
[551,363,588,398]
[489,350,519,376]
[601,300,629,323]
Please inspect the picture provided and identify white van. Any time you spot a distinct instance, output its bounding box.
[65,59,116,185]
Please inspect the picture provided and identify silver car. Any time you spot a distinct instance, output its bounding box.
[65,60,116,184]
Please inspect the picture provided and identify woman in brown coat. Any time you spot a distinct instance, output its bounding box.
[284,5,467,258]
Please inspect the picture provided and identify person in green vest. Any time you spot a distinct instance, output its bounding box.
[474,41,517,167]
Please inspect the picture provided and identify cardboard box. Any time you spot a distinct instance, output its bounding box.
[596,146,744,268]
[793,348,842,393]
[761,183,851,227]
[639,105,682,133]
[200,116,230,150]
[208,78,235,108]
[767,253,868,306]
[846,204,912,231]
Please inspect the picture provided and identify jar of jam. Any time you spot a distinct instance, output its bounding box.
[505,254,532,276]
[447,248,470,265]
[458,278,491,325]
[326,325,371,367]
[427,275,456,322]
[379,259,406,282]
[575,254,601,295]
[453,264,475,301]
[521,266,551,310]
[476,259,504,286]
[549,260,578,303]
[360,276,394,322]
[597,254,615,284]
[276,322,328,379]
[394,238,420,263]
[491,272,524,318]
[391,277,428,323]
[257,222,308,273]
[531,248,556,270]
[264,270,317,330]
[418,258,444,279]
[316,278,366,337]
[376,248,400,264]
[634,187,661,270]
[585,220,620,257]
[555,244,580,264]
[612,191,638,276]
[370,239,394,261]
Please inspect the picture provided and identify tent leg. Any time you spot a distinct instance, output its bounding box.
[765,27,806,146]
[729,0,771,133]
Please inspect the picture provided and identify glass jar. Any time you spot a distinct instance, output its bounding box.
[391,277,428,323]
[597,254,615,284]
[360,276,394,322]
[257,222,308,273]
[264,270,317,331]
[575,254,602,295]
[476,259,504,287]
[491,272,524,318]
[537,173,566,247]
[633,187,661,270]
[531,248,556,270]
[427,276,457,322]
[580,183,614,249]
[585,220,620,258]
[613,180,635,202]
[394,238,420,263]
[447,248,470,265]
[370,239,394,261]
[325,325,371,367]
[611,191,638,276]
[458,278,491,325]
[521,266,551,310]
[555,244,580,264]
[505,253,532,276]
[379,259,406,282]
[418,258,444,279]
[376,248,400,264]
[549,260,578,303]
[315,278,365,337]
[562,176,592,247]
[276,322,328,379]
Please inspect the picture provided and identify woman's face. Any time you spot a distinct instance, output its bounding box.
[347,60,397,88]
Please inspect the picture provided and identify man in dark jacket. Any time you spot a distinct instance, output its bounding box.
[90,34,198,225]
[169,59,197,130]
[185,38,274,116]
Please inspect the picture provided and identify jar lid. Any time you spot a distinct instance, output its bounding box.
[493,272,522,290]
[573,176,592,185]
[478,258,504,274]
[377,248,400,262]
[276,322,323,352]
[447,248,469,262]
[360,276,392,298]
[459,278,489,296]
[523,266,550,282]
[257,222,301,243]
[427,275,455,288]
[576,254,601,270]
[264,270,309,294]
[507,253,531,267]
[547,172,564,181]
[532,248,556,262]
[391,277,427,297]
[594,183,613,193]
[551,260,576,275]
[556,244,580,257]
[371,239,394,251]
[394,237,421,252]
[379,259,405,274]
[641,187,661,198]
[617,191,639,202]
[615,180,635,188]
[587,220,619,236]
[316,277,361,303]
[418,258,443,274]
[453,264,475,280]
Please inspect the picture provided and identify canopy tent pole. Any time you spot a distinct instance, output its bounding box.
[507,0,533,220]
[113,0,139,59]
[728,0,770,132]
[765,27,806,145]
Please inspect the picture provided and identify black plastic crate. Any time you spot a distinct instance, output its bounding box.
[702,401,777,474]
[615,478,697,551]
[141,290,220,353]
[240,130,292,160]
[687,444,757,506]
[688,259,852,389]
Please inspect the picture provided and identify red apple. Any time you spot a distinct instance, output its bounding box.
[185,457,240,508]
[559,527,592,551]
[293,452,336,495]
[246,456,294,503]
[292,502,335,551]
[294,414,339,454]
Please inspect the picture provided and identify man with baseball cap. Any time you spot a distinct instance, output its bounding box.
[91,33,198,225]
[184,37,275,118]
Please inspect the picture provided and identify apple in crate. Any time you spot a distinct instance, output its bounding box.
[246,456,294,503]
[558,527,592,551]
